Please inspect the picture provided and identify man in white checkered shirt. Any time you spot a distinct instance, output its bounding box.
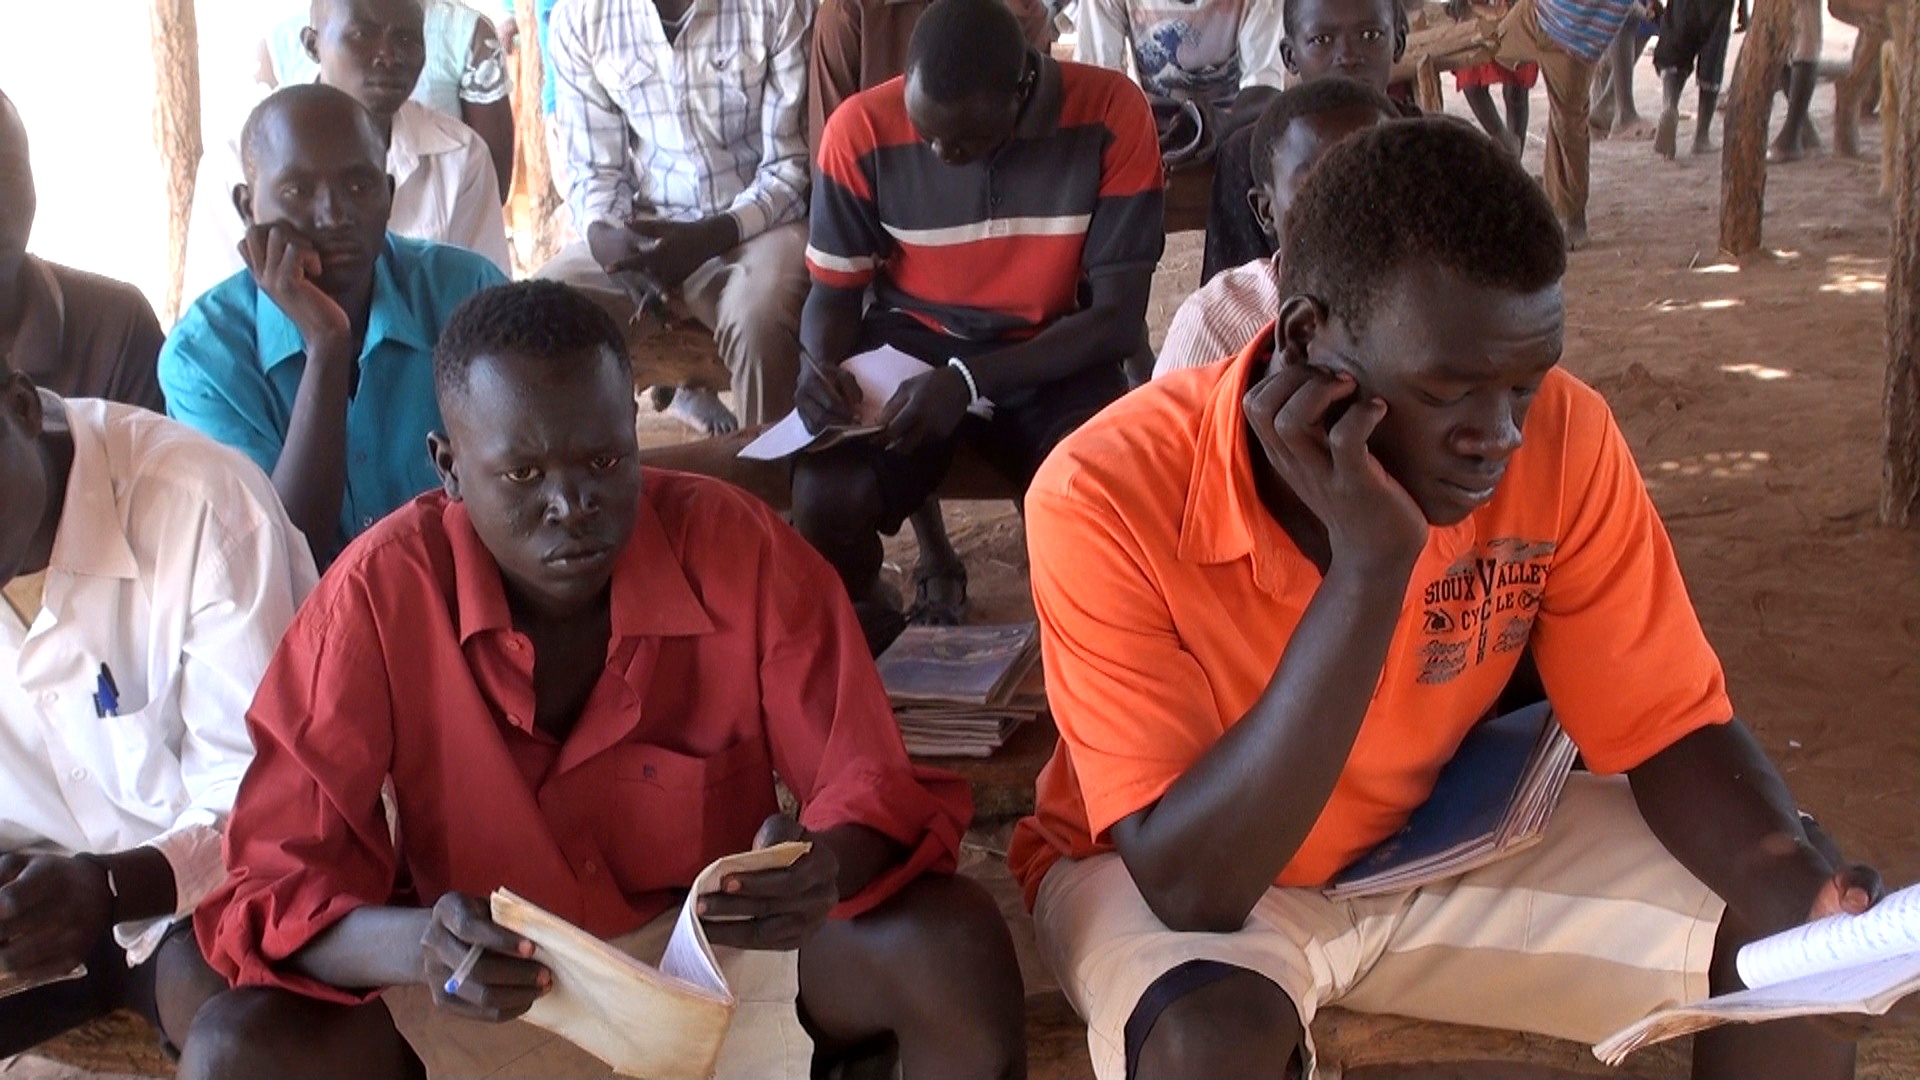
[541,0,811,435]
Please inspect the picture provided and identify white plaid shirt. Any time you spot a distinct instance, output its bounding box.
[549,0,811,239]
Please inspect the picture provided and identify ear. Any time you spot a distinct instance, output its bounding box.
[1,371,45,439]
[1278,38,1300,74]
[232,183,255,228]
[427,431,460,499]
[300,26,321,65]
[1274,294,1327,366]
[1248,187,1277,245]
[1393,17,1409,61]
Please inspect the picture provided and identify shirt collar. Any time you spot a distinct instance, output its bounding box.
[446,486,718,645]
[1013,53,1064,141]
[9,255,66,364]
[1176,337,1476,593]
[386,101,463,183]
[41,390,141,582]
[253,236,433,373]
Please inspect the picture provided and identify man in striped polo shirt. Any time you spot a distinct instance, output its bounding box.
[1474,0,1637,249]
[793,0,1165,650]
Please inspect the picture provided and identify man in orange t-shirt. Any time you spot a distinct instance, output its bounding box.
[1009,119,1891,1080]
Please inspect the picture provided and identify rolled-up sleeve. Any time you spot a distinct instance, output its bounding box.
[753,516,971,919]
[725,0,811,239]
[1084,80,1166,278]
[193,585,404,1005]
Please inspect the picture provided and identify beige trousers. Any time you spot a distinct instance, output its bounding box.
[384,909,813,1079]
[1036,775,1725,1080]
[1495,0,1596,228]
[536,222,809,426]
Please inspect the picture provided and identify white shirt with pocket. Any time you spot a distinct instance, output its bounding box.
[0,393,318,963]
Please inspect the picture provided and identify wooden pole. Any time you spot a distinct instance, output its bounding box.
[149,0,201,325]
[1718,0,1793,255]
[508,23,568,275]
[1882,0,1917,525]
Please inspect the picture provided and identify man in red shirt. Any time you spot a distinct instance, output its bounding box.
[182,281,1024,1079]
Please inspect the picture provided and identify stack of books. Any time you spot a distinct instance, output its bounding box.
[1325,701,1579,900]
[875,624,1045,757]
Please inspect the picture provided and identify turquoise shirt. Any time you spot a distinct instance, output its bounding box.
[159,235,506,548]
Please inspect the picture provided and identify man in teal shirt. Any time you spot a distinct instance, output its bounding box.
[161,85,505,563]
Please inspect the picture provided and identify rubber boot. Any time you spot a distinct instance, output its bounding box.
[1770,60,1817,161]
[1654,69,1686,158]
[1693,86,1721,153]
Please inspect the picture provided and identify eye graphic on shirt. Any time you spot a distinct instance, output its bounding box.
[1416,539,1557,684]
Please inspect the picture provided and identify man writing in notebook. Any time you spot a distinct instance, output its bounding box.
[1008,119,1889,1080]
[183,281,1025,1080]
[0,350,316,1058]
[795,0,1163,650]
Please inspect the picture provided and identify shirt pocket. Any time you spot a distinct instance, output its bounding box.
[84,691,185,826]
[605,735,779,894]
[699,52,765,154]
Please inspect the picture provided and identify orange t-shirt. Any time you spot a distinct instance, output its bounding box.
[1008,334,1733,908]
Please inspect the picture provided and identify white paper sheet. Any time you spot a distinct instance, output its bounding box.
[1737,882,1920,989]
[737,346,933,460]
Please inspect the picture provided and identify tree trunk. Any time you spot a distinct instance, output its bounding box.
[1719,0,1793,255]
[1391,13,1500,84]
[508,24,569,275]
[149,0,200,325]
[1834,23,1886,157]
[1882,0,1917,525]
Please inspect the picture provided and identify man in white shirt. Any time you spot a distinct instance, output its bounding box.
[0,354,317,1056]
[186,0,510,302]
[540,0,812,436]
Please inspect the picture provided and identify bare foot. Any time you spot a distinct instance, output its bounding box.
[1611,114,1658,140]
[1564,219,1590,251]
[1691,134,1717,155]
[1768,136,1805,163]
[1653,107,1679,159]
[663,386,740,436]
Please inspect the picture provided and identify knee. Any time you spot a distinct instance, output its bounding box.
[178,986,416,1080]
[791,458,883,541]
[1133,969,1302,1080]
[864,876,1026,1078]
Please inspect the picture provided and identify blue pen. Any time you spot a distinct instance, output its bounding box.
[444,942,486,996]
[92,664,120,718]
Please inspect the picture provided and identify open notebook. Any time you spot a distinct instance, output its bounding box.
[490,842,810,1080]
[737,347,933,460]
[1595,881,1920,1064]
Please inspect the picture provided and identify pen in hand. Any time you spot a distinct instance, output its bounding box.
[444,941,486,996]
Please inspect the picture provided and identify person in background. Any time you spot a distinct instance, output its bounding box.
[1456,57,1536,158]
[1198,0,1408,282]
[539,0,812,437]
[1153,76,1395,378]
[0,90,164,412]
[190,0,510,302]
[162,86,506,563]
[260,0,514,192]
[0,349,316,1061]
[1651,0,1743,156]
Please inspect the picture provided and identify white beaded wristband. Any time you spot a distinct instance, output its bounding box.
[947,357,984,405]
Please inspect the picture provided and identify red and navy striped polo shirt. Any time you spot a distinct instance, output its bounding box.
[806,57,1166,343]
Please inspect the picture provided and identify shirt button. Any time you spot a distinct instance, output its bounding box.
[70,767,88,781]
[361,516,375,528]
[41,691,57,705]
[583,860,598,875]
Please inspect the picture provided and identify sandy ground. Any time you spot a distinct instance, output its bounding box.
[9,12,1919,1080]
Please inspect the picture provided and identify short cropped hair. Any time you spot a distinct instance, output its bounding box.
[433,281,631,400]
[239,83,384,185]
[906,0,1030,102]
[1247,77,1400,185]
[1279,117,1566,333]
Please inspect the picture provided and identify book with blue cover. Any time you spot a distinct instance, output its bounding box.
[1326,701,1578,900]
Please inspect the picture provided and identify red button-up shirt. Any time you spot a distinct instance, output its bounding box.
[197,471,971,1003]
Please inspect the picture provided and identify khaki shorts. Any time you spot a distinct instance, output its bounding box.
[384,910,813,1079]
[1035,774,1725,1080]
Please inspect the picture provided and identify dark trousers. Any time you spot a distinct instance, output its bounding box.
[1200,126,1275,283]
[0,922,170,1056]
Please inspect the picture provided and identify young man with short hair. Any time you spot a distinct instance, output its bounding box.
[162,85,507,563]
[0,352,316,1059]
[181,280,1025,1080]
[1155,76,1395,377]
[1199,0,1408,281]
[794,0,1163,650]
[0,90,165,412]
[187,0,510,301]
[1011,118,1890,1080]
[540,0,813,436]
